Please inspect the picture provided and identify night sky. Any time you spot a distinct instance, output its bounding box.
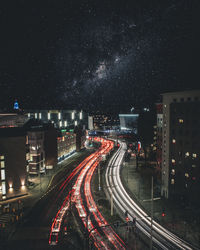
[0,0,199,113]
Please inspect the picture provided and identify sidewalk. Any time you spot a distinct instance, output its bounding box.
[121,157,200,248]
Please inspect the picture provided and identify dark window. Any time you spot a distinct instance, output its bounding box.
[180,98,184,102]
[187,97,191,101]
[173,98,177,102]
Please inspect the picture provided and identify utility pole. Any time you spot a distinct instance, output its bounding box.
[150,176,154,250]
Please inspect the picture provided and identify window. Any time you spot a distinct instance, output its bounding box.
[185,152,189,157]
[192,153,197,158]
[172,159,175,164]
[187,97,191,101]
[172,139,176,144]
[0,161,5,168]
[173,98,177,102]
[185,173,189,178]
[171,179,175,184]
[180,98,184,102]
[171,169,175,175]
[0,155,4,160]
[179,119,184,123]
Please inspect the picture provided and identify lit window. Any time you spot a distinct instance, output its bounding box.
[192,164,196,168]
[0,155,4,160]
[64,121,67,127]
[58,112,61,119]
[171,169,175,175]
[31,146,36,150]
[80,111,83,120]
[0,161,5,168]
[59,121,62,127]
[72,112,75,120]
[172,159,175,164]
[75,121,78,126]
[179,119,184,123]
[2,181,6,195]
[172,139,176,144]
[1,169,5,180]
[48,112,51,120]
[185,173,189,178]
[28,113,30,118]
[39,113,42,119]
[192,153,197,158]
[35,113,38,119]
[171,179,174,184]
[185,152,189,157]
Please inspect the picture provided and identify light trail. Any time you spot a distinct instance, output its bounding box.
[105,141,197,250]
[49,137,125,249]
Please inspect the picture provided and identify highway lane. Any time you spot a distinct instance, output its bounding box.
[49,137,126,249]
[105,141,197,250]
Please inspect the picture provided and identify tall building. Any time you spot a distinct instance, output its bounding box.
[161,90,200,204]
[156,103,163,168]
[0,127,28,200]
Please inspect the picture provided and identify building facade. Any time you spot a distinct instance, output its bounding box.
[26,109,87,129]
[161,90,200,204]
[27,129,45,175]
[57,130,76,162]
[0,128,28,201]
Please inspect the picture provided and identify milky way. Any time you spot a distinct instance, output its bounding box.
[0,0,199,112]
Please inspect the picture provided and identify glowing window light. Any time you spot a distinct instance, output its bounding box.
[80,111,83,120]
[185,152,189,157]
[58,112,61,120]
[64,121,67,127]
[1,169,5,180]
[28,113,30,118]
[192,153,197,158]
[39,113,42,119]
[1,161,5,168]
[75,121,77,126]
[2,181,6,195]
[72,112,75,120]
[172,139,176,144]
[179,119,184,123]
[171,169,175,175]
[171,179,174,184]
[48,112,51,120]
[59,121,62,127]
[35,113,38,119]
[185,173,189,178]
[171,159,175,164]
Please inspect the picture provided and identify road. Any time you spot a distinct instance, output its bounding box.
[105,141,197,250]
[49,137,126,249]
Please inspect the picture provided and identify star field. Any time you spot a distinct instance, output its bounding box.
[0,0,199,113]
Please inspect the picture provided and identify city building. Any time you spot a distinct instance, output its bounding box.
[88,113,119,130]
[156,103,163,168]
[27,129,45,175]
[57,129,76,162]
[0,113,28,128]
[119,114,139,134]
[0,127,28,201]
[26,109,87,129]
[161,90,200,204]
